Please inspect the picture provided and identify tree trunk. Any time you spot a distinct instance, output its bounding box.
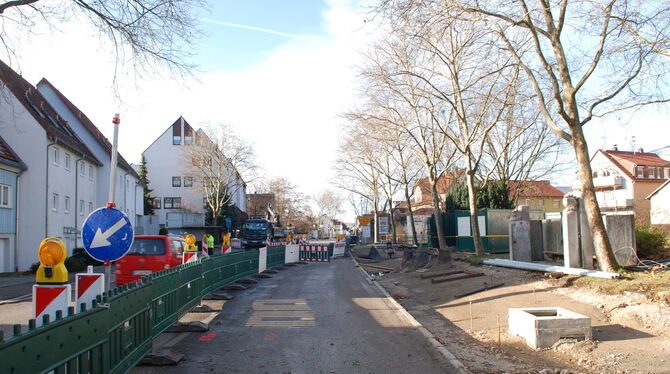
[430,175,452,265]
[465,166,485,256]
[571,127,618,271]
[405,186,419,246]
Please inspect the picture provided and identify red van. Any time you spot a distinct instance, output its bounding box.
[115,235,185,285]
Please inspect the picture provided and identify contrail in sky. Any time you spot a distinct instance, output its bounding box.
[200,18,303,39]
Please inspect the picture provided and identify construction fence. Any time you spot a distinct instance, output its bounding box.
[0,246,291,374]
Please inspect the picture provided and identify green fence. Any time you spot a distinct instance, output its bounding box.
[0,248,275,374]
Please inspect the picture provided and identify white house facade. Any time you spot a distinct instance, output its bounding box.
[142,117,247,230]
[647,180,670,232]
[0,60,104,270]
[36,79,143,227]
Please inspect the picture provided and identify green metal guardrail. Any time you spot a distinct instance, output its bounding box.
[0,247,284,374]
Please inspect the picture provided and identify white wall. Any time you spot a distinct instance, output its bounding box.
[38,83,142,227]
[0,89,48,270]
[591,152,634,206]
[143,118,204,226]
[650,185,670,225]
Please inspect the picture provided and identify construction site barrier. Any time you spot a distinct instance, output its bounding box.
[0,247,290,374]
[332,241,346,257]
[285,244,300,263]
[299,245,331,262]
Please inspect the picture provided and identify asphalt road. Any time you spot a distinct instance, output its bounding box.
[133,258,456,374]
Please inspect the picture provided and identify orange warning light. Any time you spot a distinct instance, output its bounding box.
[38,238,66,266]
[184,234,196,245]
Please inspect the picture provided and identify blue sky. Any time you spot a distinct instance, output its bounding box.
[195,1,328,70]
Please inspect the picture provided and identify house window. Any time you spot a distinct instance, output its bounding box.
[52,193,59,211]
[636,166,644,178]
[89,165,93,180]
[172,176,181,187]
[164,197,181,209]
[64,196,70,213]
[79,162,85,177]
[152,198,161,209]
[52,148,59,165]
[537,199,544,206]
[552,200,560,209]
[79,200,85,216]
[184,176,193,187]
[592,171,598,178]
[65,153,71,170]
[88,202,93,213]
[649,167,656,179]
[0,184,10,208]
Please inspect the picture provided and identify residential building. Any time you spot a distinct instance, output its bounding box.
[36,78,143,227]
[590,147,670,224]
[0,59,103,270]
[142,117,247,231]
[646,180,670,232]
[0,137,27,272]
[393,170,465,243]
[508,180,565,212]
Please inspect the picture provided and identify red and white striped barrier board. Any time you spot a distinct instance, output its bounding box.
[221,246,231,254]
[231,238,242,249]
[75,272,104,312]
[32,284,71,327]
[268,242,287,247]
[299,245,330,262]
[183,251,198,264]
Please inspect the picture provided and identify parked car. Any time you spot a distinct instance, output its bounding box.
[115,235,185,285]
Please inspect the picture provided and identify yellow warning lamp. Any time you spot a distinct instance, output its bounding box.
[36,237,68,284]
[183,234,197,252]
[223,233,231,246]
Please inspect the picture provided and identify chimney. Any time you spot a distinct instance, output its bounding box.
[636,148,644,154]
[611,144,618,151]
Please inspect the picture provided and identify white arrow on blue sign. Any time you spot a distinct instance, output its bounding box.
[82,207,134,262]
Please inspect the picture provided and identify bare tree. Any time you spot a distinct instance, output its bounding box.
[441,0,670,271]
[259,177,313,230]
[183,124,257,226]
[350,54,459,257]
[0,0,205,78]
[334,125,383,242]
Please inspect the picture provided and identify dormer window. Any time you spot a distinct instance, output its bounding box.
[636,166,644,178]
[649,167,656,179]
[172,121,182,145]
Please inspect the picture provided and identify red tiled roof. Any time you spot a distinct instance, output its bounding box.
[508,180,565,198]
[605,150,670,166]
[597,149,670,182]
[415,169,465,195]
[0,136,26,170]
[37,78,138,179]
[0,60,101,166]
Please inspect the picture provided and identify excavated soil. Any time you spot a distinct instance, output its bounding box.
[354,248,670,374]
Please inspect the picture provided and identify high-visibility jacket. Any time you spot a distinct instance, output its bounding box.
[207,235,214,249]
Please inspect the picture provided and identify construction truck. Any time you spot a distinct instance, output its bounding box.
[266,203,288,242]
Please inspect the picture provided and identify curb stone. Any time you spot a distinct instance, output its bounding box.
[352,257,470,374]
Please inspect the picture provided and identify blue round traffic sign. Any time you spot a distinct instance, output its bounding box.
[81,207,134,262]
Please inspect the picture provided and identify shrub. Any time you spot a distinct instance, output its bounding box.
[29,262,40,274]
[159,227,169,235]
[635,225,668,257]
[64,256,88,272]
